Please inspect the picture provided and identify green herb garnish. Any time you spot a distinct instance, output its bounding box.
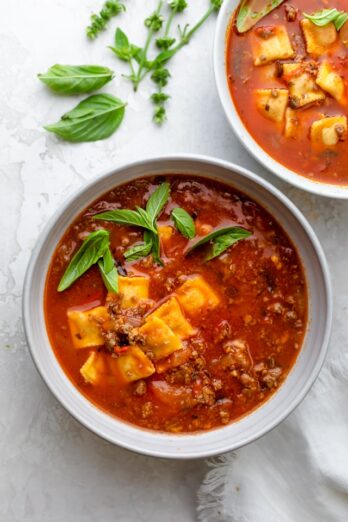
[98,247,119,293]
[58,230,117,291]
[86,0,126,40]
[38,65,115,95]
[124,238,153,261]
[148,229,163,265]
[94,182,171,265]
[146,182,170,224]
[236,0,285,34]
[109,28,140,63]
[94,208,156,232]
[40,0,223,140]
[171,208,195,239]
[44,94,126,142]
[185,226,252,261]
[111,0,222,123]
[156,0,188,49]
[303,8,348,30]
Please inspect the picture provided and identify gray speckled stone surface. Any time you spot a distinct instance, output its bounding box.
[1,1,347,521]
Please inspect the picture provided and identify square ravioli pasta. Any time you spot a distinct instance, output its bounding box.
[255,89,289,123]
[301,19,337,56]
[282,62,325,108]
[251,25,294,66]
[310,116,347,146]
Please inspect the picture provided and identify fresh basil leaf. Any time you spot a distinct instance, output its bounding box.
[303,8,348,30]
[94,208,155,232]
[58,230,109,291]
[98,247,118,293]
[205,229,252,261]
[335,12,348,30]
[185,226,251,257]
[124,237,153,261]
[44,94,126,142]
[146,182,170,224]
[38,65,115,95]
[147,229,163,266]
[236,0,285,33]
[153,48,177,68]
[134,207,155,231]
[115,27,130,49]
[109,28,137,61]
[171,208,195,239]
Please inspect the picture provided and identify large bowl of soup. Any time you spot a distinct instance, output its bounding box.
[214,0,348,198]
[23,155,332,458]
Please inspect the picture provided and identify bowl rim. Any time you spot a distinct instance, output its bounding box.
[22,154,333,459]
[213,0,348,199]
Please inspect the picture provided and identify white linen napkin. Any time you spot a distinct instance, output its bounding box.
[198,296,348,522]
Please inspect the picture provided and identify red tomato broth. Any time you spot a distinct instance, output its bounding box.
[45,175,307,433]
[226,0,348,185]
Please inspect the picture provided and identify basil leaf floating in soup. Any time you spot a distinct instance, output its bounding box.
[185,226,252,260]
[148,230,163,266]
[205,228,252,261]
[303,8,348,30]
[94,208,156,232]
[44,94,126,142]
[171,208,195,239]
[58,230,110,292]
[136,206,157,231]
[236,0,285,33]
[124,238,153,261]
[38,65,115,95]
[146,182,170,224]
[98,247,118,293]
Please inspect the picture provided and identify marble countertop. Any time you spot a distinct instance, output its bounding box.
[1,1,347,521]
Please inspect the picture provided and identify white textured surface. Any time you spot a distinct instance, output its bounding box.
[0,1,347,521]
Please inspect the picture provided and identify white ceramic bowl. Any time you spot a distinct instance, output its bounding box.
[214,0,348,199]
[23,155,332,459]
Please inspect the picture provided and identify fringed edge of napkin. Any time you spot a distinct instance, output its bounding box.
[197,453,236,522]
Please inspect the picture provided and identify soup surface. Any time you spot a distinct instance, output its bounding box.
[45,175,307,432]
[227,0,348,185]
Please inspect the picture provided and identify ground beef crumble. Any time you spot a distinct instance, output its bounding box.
[101,295,153,352]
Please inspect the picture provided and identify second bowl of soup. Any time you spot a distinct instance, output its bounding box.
[215,0,348,198]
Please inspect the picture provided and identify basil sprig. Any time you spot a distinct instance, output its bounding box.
[171,208,195,239]
[236,0,285,33]
[58,230,118,292]
[185,226,252,261]
[95,182,170,265]
[38,65,115,95]
[44,94,126,142]
[303,8,348,30]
